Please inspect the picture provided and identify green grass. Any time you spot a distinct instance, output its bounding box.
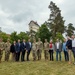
[0,51,75,75]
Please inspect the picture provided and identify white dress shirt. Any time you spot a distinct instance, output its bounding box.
[56,42,59,49]
[72,39,75,47]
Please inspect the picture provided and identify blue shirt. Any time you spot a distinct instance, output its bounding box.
[62,42,67,51]
[29,42,31,48]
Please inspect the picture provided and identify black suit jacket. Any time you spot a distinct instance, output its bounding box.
[66,39,72,49]
[21,42,26,52]
[10,44,16,53]
[26,42,32,51]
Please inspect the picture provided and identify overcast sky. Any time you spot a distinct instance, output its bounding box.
[0,0,75,34]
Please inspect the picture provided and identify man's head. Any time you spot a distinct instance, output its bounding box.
[56,39,59,42]
[18,39,20,43]
[45,39,47,42]
[71,35,75,39]
[28,39,31,42]
[33,39,36,42]
[13,41,16,44]
[23,39,26,42]
[64,38,66,42]
[38,38,41,41]
[67,36,71,40]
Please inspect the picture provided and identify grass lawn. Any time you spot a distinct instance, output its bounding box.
[0,51,75,75]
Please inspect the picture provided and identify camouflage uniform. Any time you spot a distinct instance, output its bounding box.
[32,42,37,60]
[37,41,43,60]
[5,42,11,61]
[44,42,49,60]
[0,42,4,62]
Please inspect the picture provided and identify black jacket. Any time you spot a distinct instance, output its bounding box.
[10,44,16,53]
[66,39,72,50]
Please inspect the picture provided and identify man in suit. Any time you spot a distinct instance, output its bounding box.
[26,39,32,61]
[55,39,62,61]
[21,39,26,62]
[15,39,21,61]
[66,36,72,64]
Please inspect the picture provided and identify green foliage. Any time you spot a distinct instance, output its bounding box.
[55,32,64,42]
[18,32,29,42]
[36,24,51,42]
[10,31,29,43]
[66,23,75,37]
[0,32,10,42]
[48,1,65,38]
[10,31,18,43]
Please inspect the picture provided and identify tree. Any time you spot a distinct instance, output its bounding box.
[18,32,29,42]
[36,24,51,43]
[48,1,65,39]
[66,23,75,37]
[55,32,64,42]
[10,31,29,43]
[10,31,18,43]
[0,32,10,42]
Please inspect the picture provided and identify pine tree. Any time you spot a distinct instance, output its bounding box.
[48,1,65,39]
[66,23,75,37]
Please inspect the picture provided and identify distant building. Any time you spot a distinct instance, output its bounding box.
[28,20,40,38]
[29,20,40,32]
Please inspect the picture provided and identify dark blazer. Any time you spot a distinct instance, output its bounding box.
[66,39,72,50]
[10,44,16,53]
[15,43,21,52]
[26,42,32,51]
[21,42,26,52]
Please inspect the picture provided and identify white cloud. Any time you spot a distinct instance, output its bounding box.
[0,0,75,34]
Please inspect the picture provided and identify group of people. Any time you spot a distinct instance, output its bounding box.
[0,35,75,65]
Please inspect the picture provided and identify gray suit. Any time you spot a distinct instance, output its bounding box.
[55,42,62,61]
[55,42,62,51]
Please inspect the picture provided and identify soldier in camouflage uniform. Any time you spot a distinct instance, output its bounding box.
[32,39,37,61]
[37,38,43,60]
[44,39,49,60]
[5,39,11,61]
[0,38,4,63]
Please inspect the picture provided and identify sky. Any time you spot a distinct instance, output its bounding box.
[0,0,75,34]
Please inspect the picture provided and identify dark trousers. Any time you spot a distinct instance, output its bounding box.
[21,50,26,61]
[15,52,20,61]
[64,51,69,61]
[56,50,61,61]
[49,50,54,61]
[72,47,75,62]
[27,50,31,61]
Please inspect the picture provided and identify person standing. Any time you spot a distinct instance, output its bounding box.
[37,38,43,60]
[10,41,16,61]
[0,38,4,63]
[21,39,26,62]
[62,39,69,61]
[44,39,49,60]
[55,39,62,61]
[5,39,11,61]
[32,39,37,61]
[49,40,55,61]
[26,39,32,61]
[15,39,21,61]
[71,35,75,64]
[66,36,72,64]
